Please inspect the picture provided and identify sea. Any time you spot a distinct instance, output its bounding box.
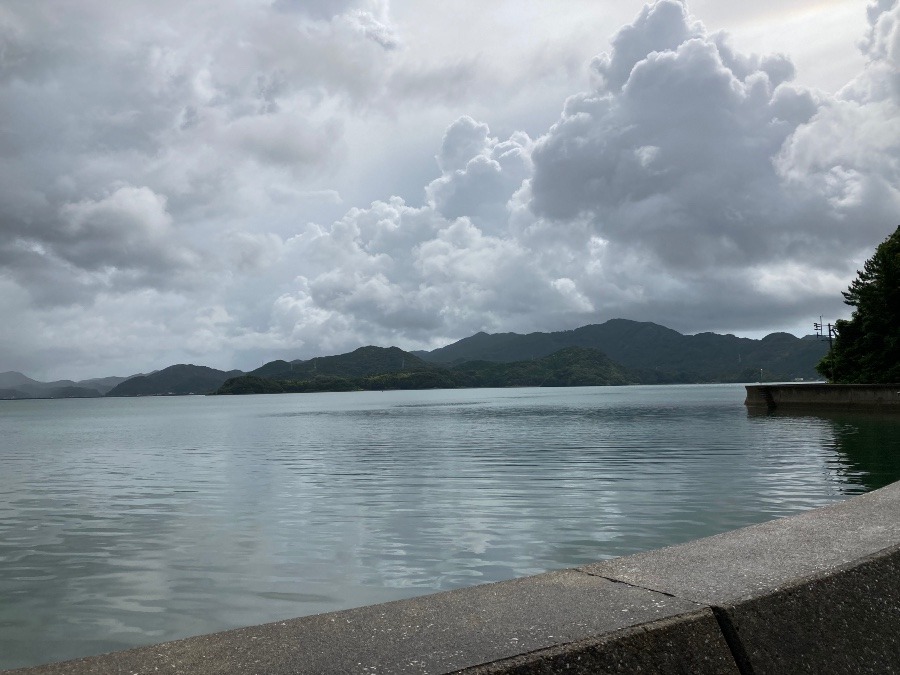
[2,383,899,670]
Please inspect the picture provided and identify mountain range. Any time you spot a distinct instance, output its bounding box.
[0,319,829,399]
[413,319,827,381]
[217,345,634,395]
[0,371,131,400]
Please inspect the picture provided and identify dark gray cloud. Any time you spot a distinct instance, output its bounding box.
[0,0,397,308]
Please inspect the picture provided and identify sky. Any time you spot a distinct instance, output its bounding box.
[1,0,898,381]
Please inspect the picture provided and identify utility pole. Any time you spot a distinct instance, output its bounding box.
[814,318,837,382]
[827,323,836,381]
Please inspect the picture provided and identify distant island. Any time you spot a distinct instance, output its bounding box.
[0,319,829,400]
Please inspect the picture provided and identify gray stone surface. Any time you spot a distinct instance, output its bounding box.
[745,383,900,411]
[459,612,740,674]
[716,547,900,674]
[583,481,900,674]
[9,569,734,675]
[582,481,900,605]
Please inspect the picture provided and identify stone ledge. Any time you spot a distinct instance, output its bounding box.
[745,383,900,411]
[581,480,900,604]
[584,481,900,674]
[718,548,900,674]
[457,611,739,674]
[5,570,731,675]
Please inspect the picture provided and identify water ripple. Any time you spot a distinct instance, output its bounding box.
[2,385,900,669]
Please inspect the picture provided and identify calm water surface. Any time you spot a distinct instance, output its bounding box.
[2,384,900,670]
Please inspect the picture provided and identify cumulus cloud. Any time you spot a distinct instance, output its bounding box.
[426,117,533,227]
[259,0,898,359]
[529,5,828,273]
[1,0,898,379]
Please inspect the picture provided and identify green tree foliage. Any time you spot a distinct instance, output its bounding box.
[421,319,827,382]
[106,364,243,396]
[214,347,638,395]
[817,225,900,383]
[251,346,433,380]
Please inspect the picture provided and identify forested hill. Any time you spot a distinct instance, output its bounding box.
[413,319,827,382]
[105,364,243,396]
[6,319,829,399]
[215,346,635,394]
[249,346,435,380]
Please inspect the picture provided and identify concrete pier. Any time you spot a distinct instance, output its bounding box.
[7,480,900,674]
[745,383,900,411]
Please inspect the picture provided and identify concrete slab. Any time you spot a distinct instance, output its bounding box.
[8,569,737,675]
[582,482,900,674]
[745,383,900,411]
[581,481,900,605]
[716,547,900,674]
[459,611,739,674]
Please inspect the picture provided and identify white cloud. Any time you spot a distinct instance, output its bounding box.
[269,0,898,353]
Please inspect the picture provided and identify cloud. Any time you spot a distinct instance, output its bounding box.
[1,0,898,379]
[524,0,898,307]
[273,0,359,21]
[530,19,813,268]
[591,0,705,92]
[426,117,533,226]
[265,0,899,357]
[58,187,188,271]
[774,0,900,250]
[0,0,398,306]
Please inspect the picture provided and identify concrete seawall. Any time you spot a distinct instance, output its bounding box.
[746,383,900,411]
[8,480,900,674]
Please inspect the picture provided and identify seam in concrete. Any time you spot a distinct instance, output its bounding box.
[448,612,737,675]
[580,568,753,675]
[711,606,755,675]
[578,568,683,600]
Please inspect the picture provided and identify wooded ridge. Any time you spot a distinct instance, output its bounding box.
[0,319,829,399]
